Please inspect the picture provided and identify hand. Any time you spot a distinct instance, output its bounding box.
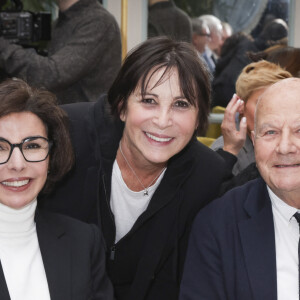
[221,94,247,156]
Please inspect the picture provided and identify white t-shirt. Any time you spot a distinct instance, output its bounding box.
[110,160,166,243]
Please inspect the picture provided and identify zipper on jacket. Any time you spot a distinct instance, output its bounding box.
[110,245,116,260]
[102,174,117,261]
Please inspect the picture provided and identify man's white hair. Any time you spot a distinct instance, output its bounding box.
[198,15,222,33]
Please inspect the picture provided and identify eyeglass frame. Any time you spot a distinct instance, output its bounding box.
[0,136,53,165]
[199,33,211,37]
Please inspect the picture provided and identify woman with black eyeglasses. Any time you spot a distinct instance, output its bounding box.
[0,79,114,300]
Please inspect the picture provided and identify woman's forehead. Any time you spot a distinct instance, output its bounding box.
[138,66,179,91]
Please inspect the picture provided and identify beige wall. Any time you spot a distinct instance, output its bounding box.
[104,0,147,54]
[289,0,300,47]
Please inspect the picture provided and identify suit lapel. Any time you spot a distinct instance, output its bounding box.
[0,261,10,300]
[35,210,71,300]
[238,180,277,300]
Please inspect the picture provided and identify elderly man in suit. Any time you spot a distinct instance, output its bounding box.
[198,14,223,74]
[180,77,300,300]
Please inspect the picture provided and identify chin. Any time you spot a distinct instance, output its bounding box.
[272,180,300,193]
[4,197,33,210]
[146,153,171,165]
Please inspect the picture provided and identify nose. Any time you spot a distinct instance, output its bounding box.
[152,107,173,129]
[276,131,297,155]
[7,147,26,171]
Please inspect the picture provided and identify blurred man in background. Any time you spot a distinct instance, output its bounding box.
[191,18,211,55]
[198,14,223,73]
[0,0,121,104]
[215,21,233,56]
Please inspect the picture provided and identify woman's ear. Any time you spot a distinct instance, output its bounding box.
[118,100,126,122]
[120,110,126,122]
[195,120,199,132]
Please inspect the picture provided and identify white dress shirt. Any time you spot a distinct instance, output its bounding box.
[268,186,299,300]
[202,46,216,73]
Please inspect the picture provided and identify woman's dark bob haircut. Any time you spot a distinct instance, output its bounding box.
[108,36,211,135]
[0,78,74,193]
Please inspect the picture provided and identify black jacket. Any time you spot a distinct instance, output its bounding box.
[39,95,230,300]
[212,34,258,108]
[0,209,114,300]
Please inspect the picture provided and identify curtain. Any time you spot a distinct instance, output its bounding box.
[213,0,269,33]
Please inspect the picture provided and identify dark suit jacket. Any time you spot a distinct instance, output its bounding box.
[0,209,114,300]
[180,178,277,300]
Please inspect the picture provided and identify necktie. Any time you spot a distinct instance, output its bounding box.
[211,54,217,65]
[294,212,300,299]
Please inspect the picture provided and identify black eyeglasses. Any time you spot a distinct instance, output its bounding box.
[0,136,52,164]
[199,33,211,37]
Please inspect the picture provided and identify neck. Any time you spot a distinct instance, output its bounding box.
[0,199,37,234]
[58,0,79,12]
[275,190,300,209]
[119,138,166,173]
[117,140,166,193]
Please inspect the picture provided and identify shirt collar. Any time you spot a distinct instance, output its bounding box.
[204,46,213,57]
[268,185,299,223]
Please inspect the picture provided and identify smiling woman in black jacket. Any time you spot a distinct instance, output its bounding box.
[40,37,230,300]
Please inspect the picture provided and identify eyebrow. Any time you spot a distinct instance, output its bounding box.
[258,118,300,129]
[256,123,278,133]
[138,92,187,100]
[258,123,274,130]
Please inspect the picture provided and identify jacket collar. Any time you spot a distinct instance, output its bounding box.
[0,210,72,300]
[0,261,10,300]
[238,178,277,299]
[93,95,124,164]
[35,210,72,300]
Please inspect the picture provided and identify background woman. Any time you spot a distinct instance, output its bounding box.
[40,37,230,300]
[0,79,113,300]
[211,60,292,175]
[211,60,291,195]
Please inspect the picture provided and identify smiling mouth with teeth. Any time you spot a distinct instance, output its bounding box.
[145,132,172,142]
[2,180,30,187]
